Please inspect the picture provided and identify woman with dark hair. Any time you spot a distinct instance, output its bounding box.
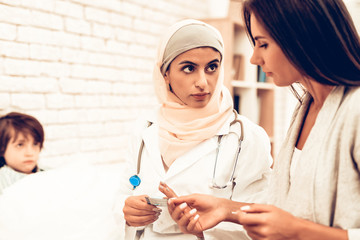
[163,0,360,239]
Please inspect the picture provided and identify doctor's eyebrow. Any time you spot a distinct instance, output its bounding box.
[179,59,220,66]
[179,61,198,66]
[207,59,220,65]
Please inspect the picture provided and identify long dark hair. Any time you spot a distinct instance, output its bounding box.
[0,112,44,171]
[243,0,360,88]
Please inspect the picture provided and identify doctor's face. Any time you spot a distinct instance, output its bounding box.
[249,14,302,86]
[164,47,221,108]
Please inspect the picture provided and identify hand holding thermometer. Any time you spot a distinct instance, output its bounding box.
[145,197,168,207]
[145,181,176,207]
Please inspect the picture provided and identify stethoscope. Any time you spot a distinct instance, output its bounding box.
[210,111,244,189]
[129,110,244,190]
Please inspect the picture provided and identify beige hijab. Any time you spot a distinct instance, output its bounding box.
[153,19,233,167]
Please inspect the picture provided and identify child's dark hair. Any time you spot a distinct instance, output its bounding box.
[0,112,45,169]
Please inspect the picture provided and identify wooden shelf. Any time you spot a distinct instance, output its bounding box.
[199,18,245,94]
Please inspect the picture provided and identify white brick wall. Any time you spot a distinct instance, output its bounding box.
[0,0,212,169]
[1,1,359,169]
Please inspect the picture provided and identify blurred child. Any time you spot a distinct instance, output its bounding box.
[0,112,44,194]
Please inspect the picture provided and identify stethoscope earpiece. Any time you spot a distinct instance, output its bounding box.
[129,175,141,190]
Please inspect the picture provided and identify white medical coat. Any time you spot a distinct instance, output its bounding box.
[118,112,273,240]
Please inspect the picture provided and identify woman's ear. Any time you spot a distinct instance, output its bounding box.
[164,72,173,92]
[164,71,170,85]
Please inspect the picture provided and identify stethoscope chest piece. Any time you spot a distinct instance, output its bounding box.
[129,175,141,189]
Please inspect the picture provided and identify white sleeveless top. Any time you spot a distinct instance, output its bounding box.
[290,147,302,183]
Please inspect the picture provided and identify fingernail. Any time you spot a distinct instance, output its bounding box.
[189,208,197,215]
[155,212,160,217]
[194,214,199,220]
[168,198,172,204]
[159,185,164,189]
[165,187,170,191]
[160,181,165,185]
[153,208,162,212]
[179,202,187,209]
[240,205,251,211]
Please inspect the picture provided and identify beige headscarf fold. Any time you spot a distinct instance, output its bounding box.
[153,19,234,167]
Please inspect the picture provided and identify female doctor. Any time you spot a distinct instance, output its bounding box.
[120,19,273,240]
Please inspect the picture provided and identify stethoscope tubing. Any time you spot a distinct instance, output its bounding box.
[130,110,244,190]
[211,117,243,189]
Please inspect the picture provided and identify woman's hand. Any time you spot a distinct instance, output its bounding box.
[159,182,204,237]
[236,204,301,240]
[123,195,162,227]
[169,193,230,232]
[159,183,234,236]
[158,181,177,198]
[237,204,348,240]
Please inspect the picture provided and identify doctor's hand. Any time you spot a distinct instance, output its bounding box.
[159,182,204,238]
[123,195,162,227]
